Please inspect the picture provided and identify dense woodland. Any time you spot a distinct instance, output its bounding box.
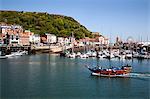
[0,11,93,39]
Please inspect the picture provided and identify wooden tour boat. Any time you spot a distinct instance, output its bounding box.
[86,64,132,77]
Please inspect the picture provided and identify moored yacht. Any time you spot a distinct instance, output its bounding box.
[67,53,76,58]
[80,53,89,59]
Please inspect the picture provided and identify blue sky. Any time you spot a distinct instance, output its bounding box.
[0,0,149,42]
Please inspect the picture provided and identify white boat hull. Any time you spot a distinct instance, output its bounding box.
[0,56,8,59]
[91,72,130,77]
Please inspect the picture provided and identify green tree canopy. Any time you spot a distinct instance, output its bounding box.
[0,11,93,39]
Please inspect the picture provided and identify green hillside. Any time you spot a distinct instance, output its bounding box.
[0,10,92,39]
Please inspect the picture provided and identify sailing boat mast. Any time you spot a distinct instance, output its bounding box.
[109,34,112,67]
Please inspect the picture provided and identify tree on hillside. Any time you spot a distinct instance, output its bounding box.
[0,11,93,39]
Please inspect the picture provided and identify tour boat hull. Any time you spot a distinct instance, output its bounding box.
[91,72,130,77]
[87,65,132,77]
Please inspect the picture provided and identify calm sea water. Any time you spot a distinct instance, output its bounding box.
[1,54,150,99]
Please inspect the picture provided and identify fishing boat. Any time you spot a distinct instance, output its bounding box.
[86,64,132,77]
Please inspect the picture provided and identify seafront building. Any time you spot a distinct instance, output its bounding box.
[0,33,4,46]
[40,33,57,44]
[91,32,109,45]
[29,33,41,45]
[46,33,57,44]
[0,24,111,54]
[0,24,110,47]
[0,24,41,46]
[57,37,72,45]
[0,24,23,46]
[98,35,109,45]
[57,37,64,45]
[0,24,149,56]
[19,30,31,46]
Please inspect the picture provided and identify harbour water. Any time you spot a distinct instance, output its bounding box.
[1,54,150,99]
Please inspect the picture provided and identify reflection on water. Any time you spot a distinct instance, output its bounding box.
[1,54,149,99]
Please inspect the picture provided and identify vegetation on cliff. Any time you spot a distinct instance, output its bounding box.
[0,11,92,39]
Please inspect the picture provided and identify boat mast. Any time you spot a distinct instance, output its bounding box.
[84,34,86,53]
[109,33,112,68]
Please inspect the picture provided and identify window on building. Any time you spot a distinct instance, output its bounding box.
[16,36,19,40]
[11,35,14,40]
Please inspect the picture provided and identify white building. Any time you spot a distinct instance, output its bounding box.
[57,37,64,45]
[46,33,57,44]
[98,35,109,45]
[29,34,41,44]
[26,30,40,44]
[57,37,76,46]
[9,34,19,45]
[33,34,41,44]
[64,37,70,45]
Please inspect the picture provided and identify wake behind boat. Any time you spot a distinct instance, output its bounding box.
[86,64,132,77]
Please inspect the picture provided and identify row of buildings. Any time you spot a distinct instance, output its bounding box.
[0,24,109,47]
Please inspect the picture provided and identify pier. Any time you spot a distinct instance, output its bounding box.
[30,45,94,53]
